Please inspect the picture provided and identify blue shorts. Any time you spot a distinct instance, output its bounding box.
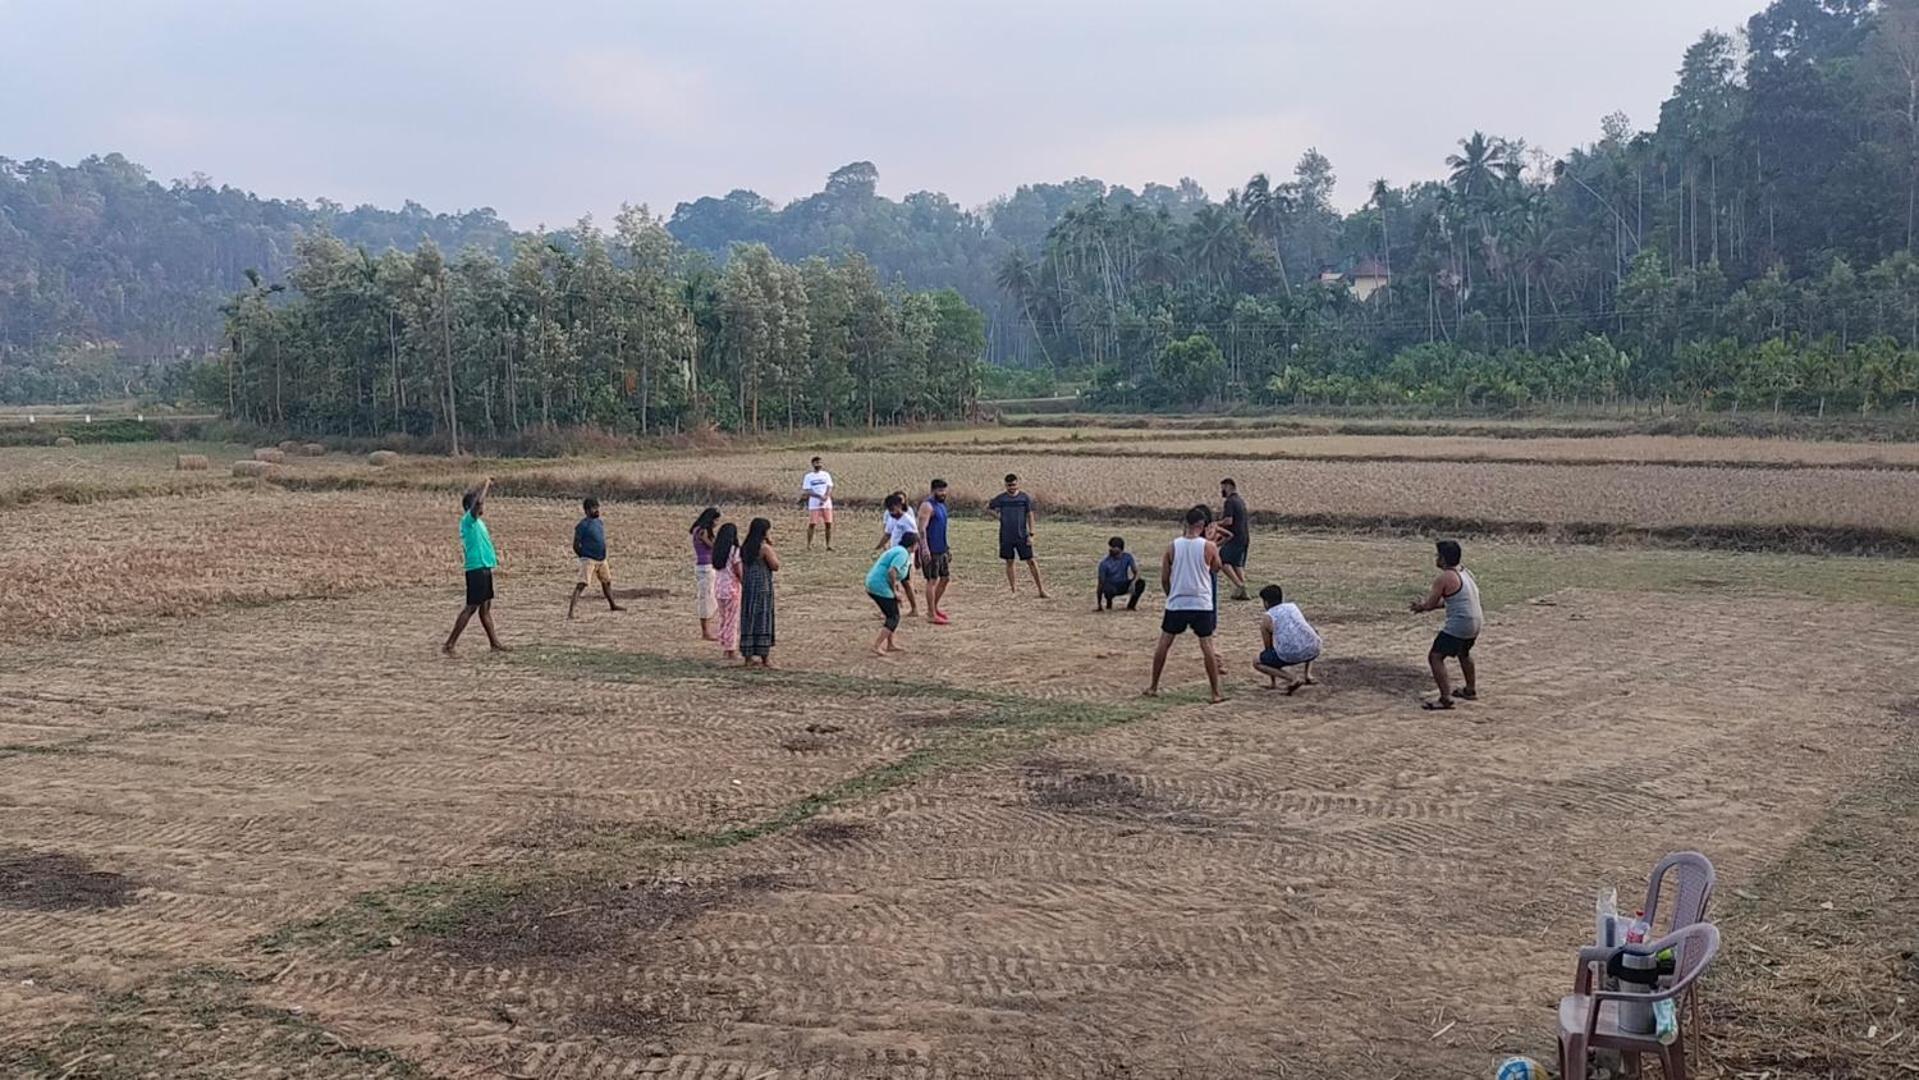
[1258,648,1315,669]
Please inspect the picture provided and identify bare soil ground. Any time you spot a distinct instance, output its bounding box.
[2,469,1917,1077]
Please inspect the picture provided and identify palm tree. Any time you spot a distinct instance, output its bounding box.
[1186,204,1243,290]
[1446,132,1508,202]
[1238,173,1294,295]
[995,249,1052,368]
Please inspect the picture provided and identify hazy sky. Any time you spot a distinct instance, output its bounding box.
[2,0,1761,226]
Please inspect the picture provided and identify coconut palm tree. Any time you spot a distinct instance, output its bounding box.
[1239,172,1294,295]
[995,249,1052,368]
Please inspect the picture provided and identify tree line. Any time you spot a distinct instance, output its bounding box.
[10,0,1919,420]
[202,211,986,445]
[995,0,1919,412]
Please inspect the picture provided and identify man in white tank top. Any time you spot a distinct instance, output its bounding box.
[1409,538,1482,710]
[1146,506,1226,703]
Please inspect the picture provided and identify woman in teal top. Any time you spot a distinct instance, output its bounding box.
[866,532,918,658]
[444,478,506,654]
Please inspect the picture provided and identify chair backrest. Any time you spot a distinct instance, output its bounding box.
[1643,850,1715,938]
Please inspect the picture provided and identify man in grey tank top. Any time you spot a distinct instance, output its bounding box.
[1409,539,1482,710]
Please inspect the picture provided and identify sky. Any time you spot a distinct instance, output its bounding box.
[1,0,1763,227]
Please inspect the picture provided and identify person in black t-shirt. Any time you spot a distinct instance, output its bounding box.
[986,473,1049,598]
[1217,478,1251,601]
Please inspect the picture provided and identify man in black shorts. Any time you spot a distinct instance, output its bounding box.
[1146,507,1226,703]
[916,479,954,624]
[1217,478,1251,601]
[986,473,1048,598]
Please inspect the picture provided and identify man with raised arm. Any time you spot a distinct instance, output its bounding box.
[444,477,507,654]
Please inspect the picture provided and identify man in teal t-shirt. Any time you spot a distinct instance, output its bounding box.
[444,477,507,654]
[865,532,918,658]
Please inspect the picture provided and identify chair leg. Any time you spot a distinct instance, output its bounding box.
[1563,1034,1589,1080]
[1622,1049,1642,1078]
[1659,1042,1687,1080]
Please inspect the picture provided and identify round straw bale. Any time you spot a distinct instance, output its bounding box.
[367,449,400,467]
[53,436,76,447]
[253,447,286,463]
[175,454,210,471]
[232,459,272,478]
[302,442,326,457]
[277,439,301,453]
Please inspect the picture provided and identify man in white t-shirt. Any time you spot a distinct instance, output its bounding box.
[802,456,835,550]
[1254,583,1322,694]
[876,492,919,551]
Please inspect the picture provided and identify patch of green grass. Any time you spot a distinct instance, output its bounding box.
[257,873,527,956]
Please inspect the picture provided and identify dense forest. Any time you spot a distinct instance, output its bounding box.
[5,0,1919,426]
[204,217,984,442]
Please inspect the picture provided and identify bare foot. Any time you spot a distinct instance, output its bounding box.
[1036,591,1051,600]
[609,604,626,612]
[1284,681,1305,696]
[1209,694,1226,704]
[702,634,719,642]
[1142,687,1160,698]
[872,648,890,659]
[441,644,456,657]
[490,644,512,653]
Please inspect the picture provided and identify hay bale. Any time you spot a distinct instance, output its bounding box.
[277,439,301,453]
[301,442,326,457]
[175,454,209,472]
[53,436,76,447]
[367,450,400,467]
[253,447,286,463]
[232,460,272,478]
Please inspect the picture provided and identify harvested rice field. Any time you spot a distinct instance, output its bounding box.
[3,426,1918,1079]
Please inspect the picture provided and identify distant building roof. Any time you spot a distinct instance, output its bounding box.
[1350,258,1391,279]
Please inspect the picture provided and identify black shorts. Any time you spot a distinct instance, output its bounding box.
[464,567,495,606]
[1219,541,1249,568]
[1000,539,1034,562]
[1160,609,1217,638]
[870,592,901,631]
[1432,631,1477,658]
[921,550,951,580]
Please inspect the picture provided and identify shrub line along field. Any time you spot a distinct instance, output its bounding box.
[4,427,1919,1077]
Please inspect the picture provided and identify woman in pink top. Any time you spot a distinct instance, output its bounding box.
[711,522,742,660]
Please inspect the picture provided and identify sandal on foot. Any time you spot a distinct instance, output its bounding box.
[1454,688,1477,701]
[1422,699,1455,711]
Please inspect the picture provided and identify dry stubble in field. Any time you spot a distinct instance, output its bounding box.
[554,450,1919,534]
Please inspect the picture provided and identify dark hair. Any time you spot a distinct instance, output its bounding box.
[1185,505,1209,527]
[899,532,919,550]
[1436,539,1463,567]
[1259,584,1284,607]
[885,493,905,511]
[931,478,947,490]
[712,522,740,572]
[462,491,476,513]
[810,456,822,465]
[739,517,773,567]
[1004,473,1018,484]
[691,506,721,535]
[1108,536,1125,550]
[583,496,599,512]
[1221,478,1236,490]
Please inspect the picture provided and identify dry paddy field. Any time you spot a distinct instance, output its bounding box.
[4,431,1919,1079]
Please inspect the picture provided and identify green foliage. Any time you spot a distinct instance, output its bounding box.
[201,221,986,439]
